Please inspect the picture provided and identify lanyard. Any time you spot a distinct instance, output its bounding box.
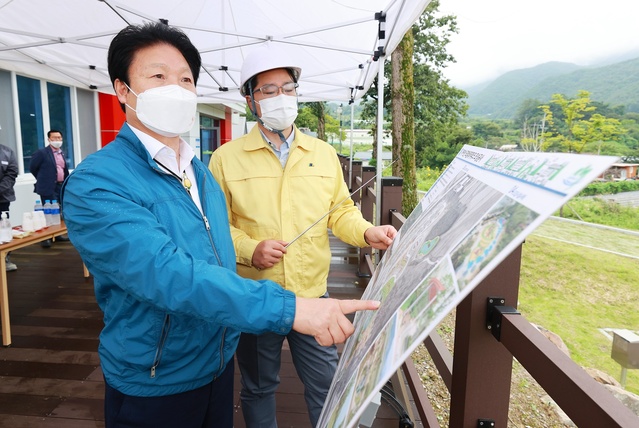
[155,159,192,195]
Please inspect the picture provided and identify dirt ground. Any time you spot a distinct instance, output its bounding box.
[411,312,570,427]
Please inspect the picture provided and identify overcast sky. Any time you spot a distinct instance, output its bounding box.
[437,0,639,88]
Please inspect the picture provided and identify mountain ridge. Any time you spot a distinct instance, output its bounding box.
[464,52,639,119]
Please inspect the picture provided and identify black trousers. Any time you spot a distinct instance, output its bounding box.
[104,361,234,428]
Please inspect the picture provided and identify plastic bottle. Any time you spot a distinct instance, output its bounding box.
[33,199,45,230]
[0,212,11,243]
[50,200,61,225]
[43,200,52,226]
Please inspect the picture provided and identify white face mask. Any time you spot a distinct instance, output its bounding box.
[49,140,63,149]
[256,94,298,131]
[125,84,197,137]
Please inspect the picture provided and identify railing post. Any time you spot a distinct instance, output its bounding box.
[358,166,375,224]
[338,154,348,184]
[351,160,363,195]
[380,177,402,261]
[449,244,522,427]
[380,177,403,225]
[358,166,376,277]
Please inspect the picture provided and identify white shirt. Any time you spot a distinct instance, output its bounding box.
[128,124,203,214]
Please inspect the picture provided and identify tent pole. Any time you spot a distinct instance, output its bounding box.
[375,56,385,263]
[348,102,355,190]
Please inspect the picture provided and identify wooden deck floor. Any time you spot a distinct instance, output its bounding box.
[0,237,421,427]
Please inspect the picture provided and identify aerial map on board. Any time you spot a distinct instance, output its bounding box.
[317,145,618,427]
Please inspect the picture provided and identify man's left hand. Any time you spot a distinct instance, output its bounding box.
[364,225,397,250]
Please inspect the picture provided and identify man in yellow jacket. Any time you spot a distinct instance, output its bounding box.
[209,42,397,427]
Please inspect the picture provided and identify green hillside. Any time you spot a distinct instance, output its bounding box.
[466,62,582,117]
[467,57,639,119]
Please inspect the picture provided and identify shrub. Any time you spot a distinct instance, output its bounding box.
[578,179,639,196]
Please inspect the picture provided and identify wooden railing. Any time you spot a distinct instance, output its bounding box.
[337,154,639,427]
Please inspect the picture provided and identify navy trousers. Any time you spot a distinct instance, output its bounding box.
[104,361,234,428]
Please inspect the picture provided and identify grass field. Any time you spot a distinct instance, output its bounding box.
[521,216,639,395]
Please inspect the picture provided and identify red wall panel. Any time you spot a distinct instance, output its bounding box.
[98,93,126,147]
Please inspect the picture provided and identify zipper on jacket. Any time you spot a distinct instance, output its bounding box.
[151,166,227,377]
[199,176,222,266]
[216,328,227,376]
[200,173,228,374]
[150,314,171,378]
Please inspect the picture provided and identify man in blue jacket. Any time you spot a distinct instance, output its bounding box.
[61,22,378,428]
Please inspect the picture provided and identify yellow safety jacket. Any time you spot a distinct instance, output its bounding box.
[210,125,372,298]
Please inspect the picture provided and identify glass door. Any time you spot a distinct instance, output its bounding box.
[200,115,220,167]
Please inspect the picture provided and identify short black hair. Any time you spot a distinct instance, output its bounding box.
[47,130,62,138]
[107,22,201,110]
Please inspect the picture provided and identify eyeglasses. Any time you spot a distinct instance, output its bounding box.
[254,82,299,98]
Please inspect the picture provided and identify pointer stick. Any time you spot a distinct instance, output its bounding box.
[285,158,398,248]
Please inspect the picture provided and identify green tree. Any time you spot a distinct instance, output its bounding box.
[245,104,256,121]
[359,0,466,186]
[391,28,418,214]
[514,98,544,128]
[540,91,627,153]
[471,121,503,148]
[573,113,626,155]
[307,102,327,141]
[359,75,391,166]
[363,0,469,171]
[295,105,317,130]
[540,90,595,152]
[421,125,472,168]
[324,114,342,150]
[412,1,467,169]
[520,111,547,152]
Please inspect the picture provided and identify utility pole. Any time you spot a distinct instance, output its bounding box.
[337,104,343,154]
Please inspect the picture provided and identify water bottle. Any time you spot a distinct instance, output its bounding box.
[0,212,11,243]
[43,200,52,226]
[33,199,45,230]
[51,200,61,225]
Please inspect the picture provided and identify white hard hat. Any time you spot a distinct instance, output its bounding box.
[240,42,302,96]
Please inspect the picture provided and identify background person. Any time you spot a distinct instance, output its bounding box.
[29,129,70,247]
[0,127,19,271]
[209,42,397,428]
[61,22,378,428]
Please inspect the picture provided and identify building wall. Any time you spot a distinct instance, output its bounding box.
[0,70,103,219]
[0,67,243,223]
[98,92,126,147]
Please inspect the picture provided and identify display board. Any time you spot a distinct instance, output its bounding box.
[318,145,618,427]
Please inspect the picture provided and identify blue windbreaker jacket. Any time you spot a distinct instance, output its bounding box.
[61,124,295,397]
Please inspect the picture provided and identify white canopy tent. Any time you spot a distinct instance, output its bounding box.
[0,0,431,104]
[1,0,433,225]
